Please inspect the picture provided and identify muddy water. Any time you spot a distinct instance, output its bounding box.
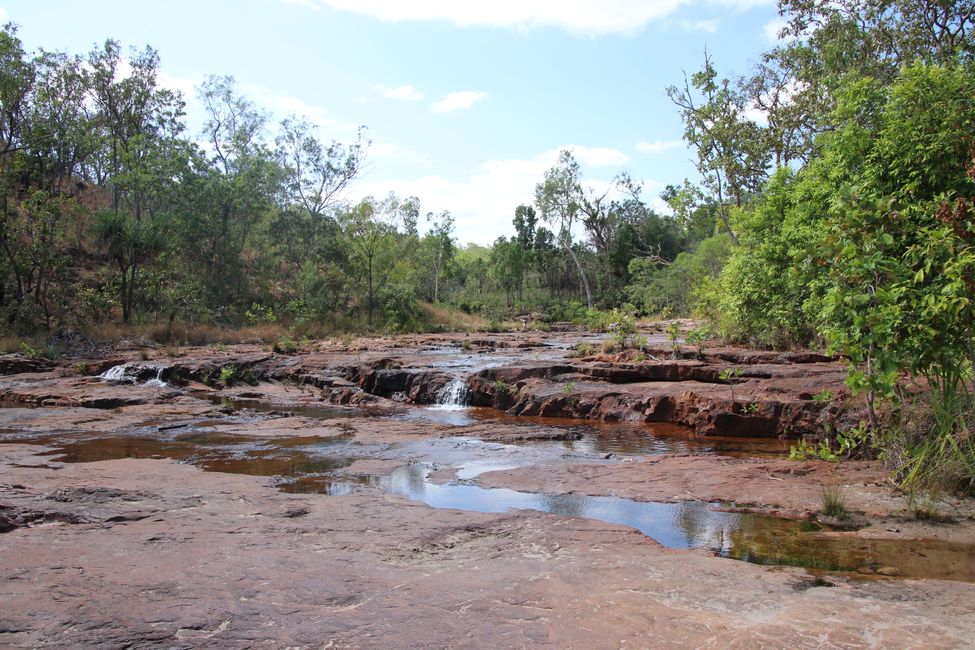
[8,426,974,582]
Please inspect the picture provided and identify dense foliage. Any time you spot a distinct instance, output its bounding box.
[0,25,715,336]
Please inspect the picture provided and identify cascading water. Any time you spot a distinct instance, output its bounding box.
[145,367,168,388]
[99,364,129,382]
[433,378,470,411]
[98,363,168,388]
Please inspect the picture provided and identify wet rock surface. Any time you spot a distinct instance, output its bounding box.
[0,329,973,647]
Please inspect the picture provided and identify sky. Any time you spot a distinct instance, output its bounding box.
[2,0,786,245]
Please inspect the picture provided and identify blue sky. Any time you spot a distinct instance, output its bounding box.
[3,0,785,244]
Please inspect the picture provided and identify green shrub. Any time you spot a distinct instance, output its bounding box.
[244,303,276,325]
[380,283,421,332]
[273,335,298,354]
[608,309,637,348]
[219,365,238,386]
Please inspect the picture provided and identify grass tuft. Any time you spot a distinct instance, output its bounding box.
[820,483,849,520]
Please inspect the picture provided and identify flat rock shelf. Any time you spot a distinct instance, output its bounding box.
[1,330,974,648]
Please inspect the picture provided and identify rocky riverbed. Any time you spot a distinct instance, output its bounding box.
[1,328,974,648]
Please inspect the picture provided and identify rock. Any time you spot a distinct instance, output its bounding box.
[0,354,56,375]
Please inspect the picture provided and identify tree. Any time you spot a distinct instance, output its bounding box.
[661,181,718,247]
[751,0,975,163]
[667,53,770,245]
[275,117,367,220]
[340,197,398,327]
[416,211,454,303]
[512,204,537,250]
[85,40,186,322]
[192,75,280,308]
[490,237,526,305]
[94,208,163,324]
[534,150,593,308]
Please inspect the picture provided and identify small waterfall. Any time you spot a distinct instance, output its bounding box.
[99,363,168,388]
[144,367,168,388]
[99,364,129,382]
[434,378,469,410]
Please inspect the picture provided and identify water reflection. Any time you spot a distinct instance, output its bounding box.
[5,422,973,582]
[365,464,743,550]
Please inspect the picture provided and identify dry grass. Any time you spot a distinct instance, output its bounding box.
[83,321,292,348]
[0,335,22,355]
[420,302,492,332]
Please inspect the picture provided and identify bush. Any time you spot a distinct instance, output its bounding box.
[703,170,824,348]
[273,335,298,354]
[380,283,422,332]
[626,234,734,318]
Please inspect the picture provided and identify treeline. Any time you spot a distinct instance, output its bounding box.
[0,22,719,337]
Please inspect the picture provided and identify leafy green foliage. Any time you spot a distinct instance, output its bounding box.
[219,365,237,386]
[790,425,870,462]
[685,326,711,359]
[492,379,512,395]
[272,335,298,354]
[608,309,638,349]
[718,367,743,402]
[666,321,682,358]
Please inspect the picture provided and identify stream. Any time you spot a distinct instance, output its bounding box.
[2,358,973,583]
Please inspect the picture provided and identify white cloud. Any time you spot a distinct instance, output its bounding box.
[298,0,773,34]
[743,104,768,124]
[316,0,685,35]
[636,140,683,154]
[375,84,425,101]
[566,145,630,167]
[743,78,803,125]
[763,17,788,43]
[681,18,719,32]
[352,144,639,244]
[242,84,361,138]
[0,7,8,23]
[280,0,321,9]
[370,141,428,163]
[157,70,198,99]
[430,90,488,114]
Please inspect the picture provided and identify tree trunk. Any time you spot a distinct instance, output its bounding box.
[561,236,592,309]
[713,171,740,245]
[119,263,129,324]
[125,261,138,325]
[366,255,374,328]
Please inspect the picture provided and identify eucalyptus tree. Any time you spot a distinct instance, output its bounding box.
[193,75,281,307]
[534,150,592,308]
[0,25,34,163]
[512,205,537,251]
[489,236,526,305]
[272,115,368,300]
[87,40,184,219]
[0,25,35,318]
[667,54,770,245]
[416,210,455,303]
[339,196,399,327]
[275,116,368,219]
